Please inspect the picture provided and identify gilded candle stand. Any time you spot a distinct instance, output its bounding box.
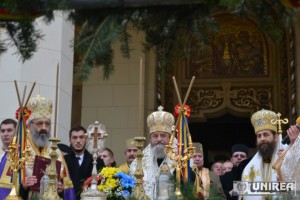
[42,64,62,200]
[6,81,35,200]
[42,138,61,200]
[6,135,31,200]
[131,137,150,200]
[164,76,196,199]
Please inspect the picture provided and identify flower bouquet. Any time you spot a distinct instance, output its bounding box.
[82,167,136,200]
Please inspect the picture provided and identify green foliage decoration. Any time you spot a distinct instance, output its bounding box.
[0,0,298,80]
[0,0,64,62]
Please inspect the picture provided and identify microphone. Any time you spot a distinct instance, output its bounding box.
[281,117,300,144]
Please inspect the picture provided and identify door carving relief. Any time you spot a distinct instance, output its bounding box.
[159,13,296,123]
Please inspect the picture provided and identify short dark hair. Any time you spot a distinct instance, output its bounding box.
[69,125,86,139]
[1,119,17,128]
[102,147,114,157]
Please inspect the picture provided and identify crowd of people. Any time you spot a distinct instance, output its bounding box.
[0,94,300,200]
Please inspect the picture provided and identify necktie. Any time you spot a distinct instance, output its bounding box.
[77,157,81,166]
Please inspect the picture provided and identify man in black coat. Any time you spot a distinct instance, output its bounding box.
[64,125,105,200]
[220,144,250,200]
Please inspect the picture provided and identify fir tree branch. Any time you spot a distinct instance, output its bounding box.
[0,0,298,80]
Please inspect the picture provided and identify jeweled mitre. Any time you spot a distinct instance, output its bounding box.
[251,109,277,134]
[147,106,174,134]
[27,94,52,121]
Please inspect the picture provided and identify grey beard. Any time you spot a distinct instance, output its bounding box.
[151,143,166,160]
[31,129,50,148]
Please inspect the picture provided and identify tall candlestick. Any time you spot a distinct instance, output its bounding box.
[188,134,192,147]
[139,57,143,135]
[54,64,59,138]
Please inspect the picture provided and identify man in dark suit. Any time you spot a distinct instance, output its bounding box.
[220,144,250,200]
[64,125,105,200]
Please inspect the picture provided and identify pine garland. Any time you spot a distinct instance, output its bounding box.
[0,0,297,79]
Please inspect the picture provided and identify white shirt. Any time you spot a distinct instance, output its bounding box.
[76,154,84,166]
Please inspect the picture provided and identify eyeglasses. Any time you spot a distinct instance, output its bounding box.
[31,121,51,127]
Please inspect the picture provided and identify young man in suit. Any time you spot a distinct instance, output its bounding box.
[64,125,105,200]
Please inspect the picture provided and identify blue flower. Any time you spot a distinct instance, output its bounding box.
[119,174,136,189]
[115,172,125,179]
[121,190,130,198]
[97,167,136,200]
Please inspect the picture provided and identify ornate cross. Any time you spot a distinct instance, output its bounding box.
[271,113,288,135]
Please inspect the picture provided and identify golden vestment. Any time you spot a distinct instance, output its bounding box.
[119,162,130,174]
[192,167,225,200]
[24,135,74,199]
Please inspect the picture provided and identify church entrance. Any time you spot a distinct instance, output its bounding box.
[157,11,297,171]
[189,113,256,168]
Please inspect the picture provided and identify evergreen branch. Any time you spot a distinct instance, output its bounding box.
[5,20,43,61]
[77,16,107,70]
[0,0,297,79]
[74,14,122,80]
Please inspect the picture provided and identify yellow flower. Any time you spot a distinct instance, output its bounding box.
[106,178,118,189]
[101,167,121,178]
[98,184,106,191]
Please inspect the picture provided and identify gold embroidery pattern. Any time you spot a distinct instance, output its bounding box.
[243,165,259,181]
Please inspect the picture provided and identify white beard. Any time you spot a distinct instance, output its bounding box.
[151,143,166,160]
[31,129,50,147]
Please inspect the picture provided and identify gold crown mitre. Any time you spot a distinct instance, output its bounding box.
[147,106,175,134]
[193,142,203,154]
[126,138,138,148]
[251,109,277,134]
[27,94,52,121]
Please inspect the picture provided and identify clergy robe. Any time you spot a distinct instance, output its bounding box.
[241,143,285,200]
[130,142,176,200]
[0,149,12,199]
[119,162,130,174]
[19,135,75,200]
[276,134,300,199]
[190,166,226,200]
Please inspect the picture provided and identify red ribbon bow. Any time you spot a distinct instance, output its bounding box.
[15,107,32,122]
[174,104,191,118]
